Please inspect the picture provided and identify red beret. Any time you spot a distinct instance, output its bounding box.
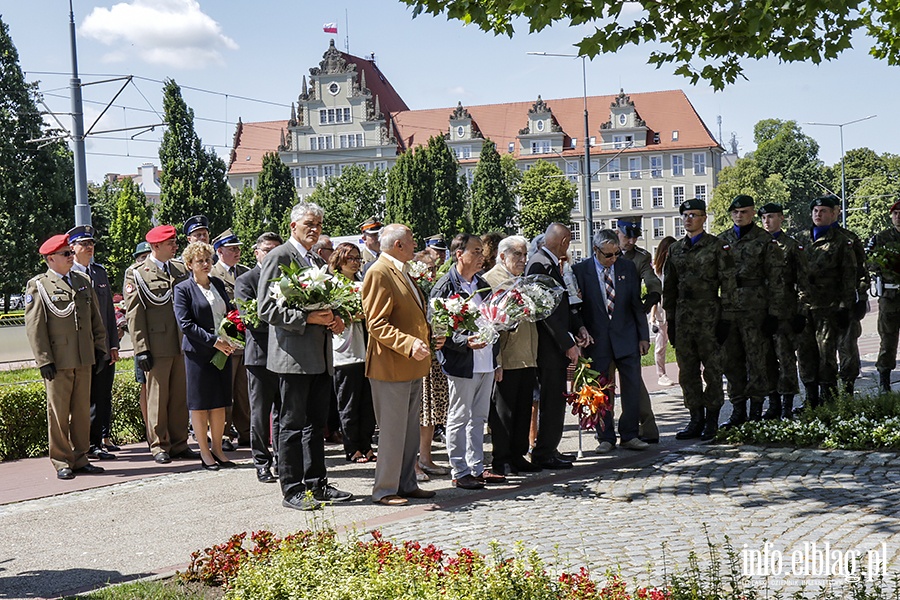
[890,201,900,213]
[146,225,177,244]
[39,234,71,256]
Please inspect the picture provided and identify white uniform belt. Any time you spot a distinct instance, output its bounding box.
[884,283,900,290]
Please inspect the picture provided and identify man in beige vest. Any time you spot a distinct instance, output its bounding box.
[25,234,108,479]
[362,224,444,505]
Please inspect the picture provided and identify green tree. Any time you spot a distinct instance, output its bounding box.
[709,157,791,234]
[87,178,122,245]
[0,17,74,308]
[471,139,517,234]
[256,153,297,234]
[385,146,436,245]
[847,172,900,241]
[401,0,900,90]
[308,164,386,236]
[157,78,232,237]
[517,160,577,239]
[426,135,469,238]
[106,178,153,289]
[749,119,824,233]
[231,187,266,248]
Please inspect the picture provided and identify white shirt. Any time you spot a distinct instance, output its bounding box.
[459,275,494,374]
[384,253,422,308]
[199,281,227,331]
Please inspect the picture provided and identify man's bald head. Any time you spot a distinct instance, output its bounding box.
[543,223,572,259]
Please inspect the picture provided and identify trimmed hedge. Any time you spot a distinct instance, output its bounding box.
[0,360,145,461]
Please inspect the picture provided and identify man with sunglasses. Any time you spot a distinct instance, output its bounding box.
[663,199,736,441]
[68,225,120,461]
[25,234,108,479]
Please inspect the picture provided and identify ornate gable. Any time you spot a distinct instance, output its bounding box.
[310,39,356,77]
[601,88,646,130]
[519,95,563,135]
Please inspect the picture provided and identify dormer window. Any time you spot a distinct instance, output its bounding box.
[536,120,545,132]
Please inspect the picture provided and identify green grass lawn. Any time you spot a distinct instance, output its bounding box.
[0,359,135,385]
[641,342,676,367]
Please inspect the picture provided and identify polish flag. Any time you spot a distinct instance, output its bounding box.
[323,23,338,34]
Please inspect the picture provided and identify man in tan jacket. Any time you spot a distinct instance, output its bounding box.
[362,224,443,505]
[25,234,108,479]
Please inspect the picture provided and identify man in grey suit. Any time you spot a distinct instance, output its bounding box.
[573,229,651,453]
[257,202,352,511]
[235,231,283,484]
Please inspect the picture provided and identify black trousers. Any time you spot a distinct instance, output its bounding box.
[333,362,375,459]
[277,372,331,498]
[247,365,281,469]
[89,362,116,448]
[532,349,569,463]
[490,367,536,467]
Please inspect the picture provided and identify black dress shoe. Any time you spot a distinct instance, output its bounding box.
[75,463,105,474]
[103,442,121,452]
[283,493,322,511]
[256,466,276,483]
[452,474,485,490]
[213,456,236,468]
[640,437,660,444]
[511,457,543,473]
[172,448,199,460]
[88,447,116,460]
[57,468,75,480]
[221,439,235,452]
[399,488,437,499]
[536,457,573,470]
[555,451,576,463]
[493,461,514,476]
[153,452,171,464]
[201,459,220,471]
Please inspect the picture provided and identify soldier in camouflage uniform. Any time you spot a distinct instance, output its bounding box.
[834,204,870,396]
[795,196,859,406]
[718,195,785,426]
[663,199,736,441]
[867,199,900,393]
[616,218,660,442]
[759,203,808,419]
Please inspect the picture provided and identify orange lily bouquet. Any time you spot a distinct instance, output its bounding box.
[565,357,614,430]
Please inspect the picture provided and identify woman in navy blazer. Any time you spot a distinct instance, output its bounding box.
[174,242,238,470]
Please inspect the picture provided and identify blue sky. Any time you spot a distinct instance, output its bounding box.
[3,0,896,183]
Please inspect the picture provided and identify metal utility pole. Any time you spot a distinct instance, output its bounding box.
[69,0,91,227]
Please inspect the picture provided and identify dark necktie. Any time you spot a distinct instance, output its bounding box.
[162,262,170,276]
[63,274,72,289]
[604,267,615,318]
[307,252,321,267]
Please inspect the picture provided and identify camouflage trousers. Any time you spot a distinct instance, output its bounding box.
[838,319,862,384]
[876,300,900,373]
[674,318,724,410]
[722,314,773,402]
[797,308,842,386]
[765,323,800,395]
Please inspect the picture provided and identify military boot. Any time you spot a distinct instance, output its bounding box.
[675,407,705,440]
[700,407,720,441]
[821,383,838,403]
[842,380,855,397]
[781,395,794,420]
[762,394,781,420]
[879,370,892,394]
[805,383,821,410]
[719,399,747,429]
[748,398,765,421]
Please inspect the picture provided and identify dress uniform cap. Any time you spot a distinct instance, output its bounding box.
[809,195,839,210]
[66,225,95,244]
[616,219,642,237]
[679,198,706,214]
[889,200,900,213]
[211,228,241,251]
[146,225,177,244]
[757,203,784,217]
[728,194,755,212]
[183,215,209,236]
[133,241,152,257]
[425,235,447,251]
[360,217,383,235]
[39,234,71,255]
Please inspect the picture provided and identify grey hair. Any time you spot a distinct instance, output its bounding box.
[290,201,324,222]
[498,235,528,257]
[527,234,545,260]
[379,223,408,249]
[592,228,620,250]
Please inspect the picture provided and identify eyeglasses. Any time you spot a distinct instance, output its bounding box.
[682,213,704,220]
[347,256,362,262]
[53,250,75,257]
[508,250,526,258]
[597,249,620,259]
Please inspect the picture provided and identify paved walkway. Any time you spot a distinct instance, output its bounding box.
[0,316,895,599]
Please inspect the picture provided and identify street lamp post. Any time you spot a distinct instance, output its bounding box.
[528,52,592,242]
[806,115,876,227]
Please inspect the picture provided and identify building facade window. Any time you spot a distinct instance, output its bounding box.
[572,249,584,261]
[673,185,685,207]
[531,140,551,154]
[672,154,684,176]
[310,136,334,150]
[322,165,335,181]
[570,221,582,242]
[694,184,707,201]
[374,161,387,171]
[630,188,643,209]
[629,157,642,179]
[591,190,601,212]
[609,189,621,211]
[674,216,685,237]
[693,152,706,175]
[291,167,301,189]
[650,155,662,178]
[356,162,370,171]
[652,186,664,208]
[242,177,254,189]
[339,133,364,148]
[608,158,620,181]
[566,161,579,183]
[319,107,351,124]
[306,166,319,188]
[465,167,475,185]
[653,217,664,238]
[455,145,472,160]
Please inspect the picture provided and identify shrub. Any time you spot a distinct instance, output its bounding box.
[0,360,145,461]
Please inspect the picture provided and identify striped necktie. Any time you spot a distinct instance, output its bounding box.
[604,267,615,318]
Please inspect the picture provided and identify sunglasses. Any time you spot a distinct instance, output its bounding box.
[53,250,75,257]
[597,249,620,259]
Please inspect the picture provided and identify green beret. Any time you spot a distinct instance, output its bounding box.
[679,198,706,214]
[728,195,755,212]
[810,195,839,210]
[757,203,784,217]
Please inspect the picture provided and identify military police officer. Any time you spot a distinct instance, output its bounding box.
[184,215,211,245]
[25,234,108,479]
[663,199,736,441]
[867,199,900,392]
